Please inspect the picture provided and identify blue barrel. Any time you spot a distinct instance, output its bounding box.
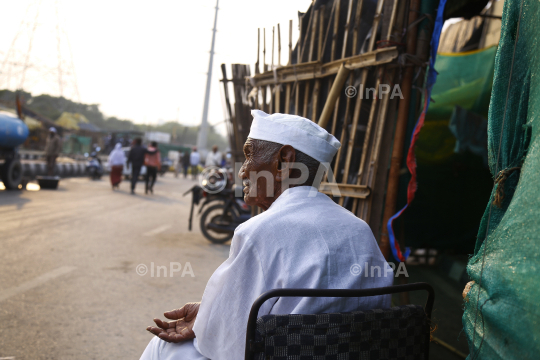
[0,112,29,148]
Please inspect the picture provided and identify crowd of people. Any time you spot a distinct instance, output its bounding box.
[107,139,226,194]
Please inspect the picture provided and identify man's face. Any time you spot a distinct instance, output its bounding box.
[238,138,278,210]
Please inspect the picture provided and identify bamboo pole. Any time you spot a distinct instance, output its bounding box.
[308,10,319,62]
[286,20,292,113]
[303,81,311,117]
[278,23,282,67]
[331,0,342,62]
[275,83,281,113]
[333,0,356,201]
[285,84,291,113]
[367,0,386,52]
[294,82,300,115]
[355,76,381,187]
[221,64,244,157]
[297,16,303,64]
[256,28,260,74]
[317,64,350,128]
[334,76,354,203]
[288,20,293,65]
[263,28,266,70]
[272,26,275,68]
[263,29,267,112]
[317,5,325,61]
[379,0,421,259]
[330,87,340,135]
[275,24,282,113]
[351,0,364,52]
[312,7,325,122]
[341,0,354,59]
[386,0,398,41]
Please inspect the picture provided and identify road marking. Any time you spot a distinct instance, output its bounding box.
[0,266,76,303]
[143,224,172,237]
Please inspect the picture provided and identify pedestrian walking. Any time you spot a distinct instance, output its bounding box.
[189,147,200,180]
[44,127,62,176]
[107,143,125,190]
[174,151,182,178]
[181,150,190,178]
[144,141,161,194]
[127,138,146,195]
[205,145,222,167]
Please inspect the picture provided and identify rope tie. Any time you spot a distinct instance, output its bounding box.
[493,166,521,208]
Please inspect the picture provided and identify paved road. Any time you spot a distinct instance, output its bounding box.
[0,174,230,359]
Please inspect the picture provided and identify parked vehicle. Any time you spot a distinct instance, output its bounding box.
[85,151,103,180]
[184,168,251,243]
[0,111,29,189]
[159,157,173,176]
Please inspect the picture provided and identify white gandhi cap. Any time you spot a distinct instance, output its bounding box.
[248,110,341,169]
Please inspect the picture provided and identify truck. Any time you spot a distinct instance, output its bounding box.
[0,111,29,189]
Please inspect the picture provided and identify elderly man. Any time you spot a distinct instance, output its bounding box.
[140,110,393,360]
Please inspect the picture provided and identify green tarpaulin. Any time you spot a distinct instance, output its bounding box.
[462,0,540,358]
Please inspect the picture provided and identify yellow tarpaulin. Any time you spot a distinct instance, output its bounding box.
[55,112,89,130]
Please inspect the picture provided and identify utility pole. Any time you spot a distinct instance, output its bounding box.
[196,0,219,158]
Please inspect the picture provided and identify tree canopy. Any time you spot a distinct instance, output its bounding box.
[0,89,228,149]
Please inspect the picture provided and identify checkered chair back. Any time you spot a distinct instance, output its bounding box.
[251,304,429,360]
[244,284,434,360]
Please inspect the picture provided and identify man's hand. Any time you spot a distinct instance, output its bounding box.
[146,302,200,343]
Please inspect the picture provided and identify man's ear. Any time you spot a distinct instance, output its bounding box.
[275,145,296,183]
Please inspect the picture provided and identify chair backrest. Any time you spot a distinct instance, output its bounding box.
[245,283,434,360]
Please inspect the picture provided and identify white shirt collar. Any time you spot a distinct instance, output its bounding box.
[267,185,320,210]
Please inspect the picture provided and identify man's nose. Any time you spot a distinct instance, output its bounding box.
[238,162,247,178]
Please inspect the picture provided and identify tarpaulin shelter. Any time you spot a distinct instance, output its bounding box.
[62,134,92,155]
[55,112,90,130]
[462,0,540,358]
[156,143,191,160]
[400,46,497,254]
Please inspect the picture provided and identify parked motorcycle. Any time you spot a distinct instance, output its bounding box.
[184,168,251,243]
[85,151,103,180]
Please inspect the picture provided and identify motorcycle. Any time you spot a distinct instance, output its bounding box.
[184,167,251,243]
[85,151,103,180]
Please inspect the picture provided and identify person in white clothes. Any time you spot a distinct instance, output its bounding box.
[189,147,200,180]
[204,145,222,168]
[141,110,394,360]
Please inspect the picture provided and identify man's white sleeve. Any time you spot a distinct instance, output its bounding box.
[192,232,269,360]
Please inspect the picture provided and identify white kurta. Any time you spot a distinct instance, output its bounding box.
[205,151,222,167]
[141,186,394,360]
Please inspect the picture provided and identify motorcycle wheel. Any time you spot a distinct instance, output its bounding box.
[200,204,235,244]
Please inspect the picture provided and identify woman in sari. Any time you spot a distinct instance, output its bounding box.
[108,143,125,190]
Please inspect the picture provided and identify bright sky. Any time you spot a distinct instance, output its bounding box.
[0,0,312,134]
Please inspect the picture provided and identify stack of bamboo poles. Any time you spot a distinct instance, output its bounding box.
[221,0,432,248]
[220,64,252,163]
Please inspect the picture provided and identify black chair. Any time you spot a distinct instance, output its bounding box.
[245,282,434,360]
